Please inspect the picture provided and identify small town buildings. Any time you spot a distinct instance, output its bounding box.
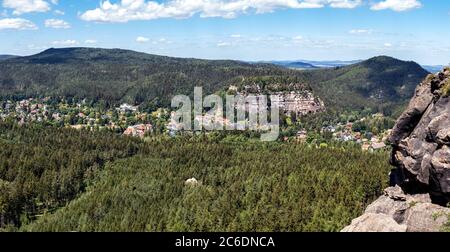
[123,124,153,138]
[117,103,138,113]
[296,130,308,142]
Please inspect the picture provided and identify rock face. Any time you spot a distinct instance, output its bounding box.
[343,68,450,232]
[231,80,325,117]
[390,67,450,202]
[342,186,449,232]
[270,92,325,116]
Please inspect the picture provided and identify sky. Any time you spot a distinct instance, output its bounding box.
[0,0,449,65]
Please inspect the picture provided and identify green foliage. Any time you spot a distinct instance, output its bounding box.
[0,121,142,228]
[441,78,450,97]
[0,49,428,114]
[19,135,391,232]
[231,75,310,93]
[303,56,429,115]
[0,48,287,107]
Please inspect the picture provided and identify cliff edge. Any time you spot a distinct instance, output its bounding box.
[343,67,450,232]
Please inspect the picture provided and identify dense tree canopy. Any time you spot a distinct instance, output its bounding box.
[0,48,429,114]
[0,123,392,231]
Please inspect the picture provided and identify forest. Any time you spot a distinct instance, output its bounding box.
[0,48,429,115]
[0,121,392,232]
[0,48,433,232]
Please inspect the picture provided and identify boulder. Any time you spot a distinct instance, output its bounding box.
[404,203,450,232]
[342,187,449,232]
[341,213,407,232]
[185,178,200,187]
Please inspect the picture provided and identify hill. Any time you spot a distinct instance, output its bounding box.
[268,61,318,69]
[299,56,430,114]
[0,48,429,114]
[269,60,362,69]
[0,48,288,107]
[0,55,17,61]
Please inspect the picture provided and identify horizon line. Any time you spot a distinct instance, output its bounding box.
[1,46,446,67]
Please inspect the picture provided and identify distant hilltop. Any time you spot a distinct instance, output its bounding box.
[260,59,362,69]
[0,47,430,114]
[0,55,18,61]
[260,59,443,73]
[343,67,450,232]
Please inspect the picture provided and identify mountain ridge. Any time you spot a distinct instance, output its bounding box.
[302,55,429,114]
[0,55,18,61]
[0,48,429,114]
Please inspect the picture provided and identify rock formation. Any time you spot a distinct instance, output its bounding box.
[342,186,449,232]
[343,67,450,232]
[270,91,325,116]
[231,83,325,116]
[390,67,450,203]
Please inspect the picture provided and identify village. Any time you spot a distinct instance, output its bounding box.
[0,98,158,138]
[293,123,390,151]
[1,98,391,151]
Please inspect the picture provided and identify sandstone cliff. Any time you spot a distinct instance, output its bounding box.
[343,67,450,232]
[230,81,325,116]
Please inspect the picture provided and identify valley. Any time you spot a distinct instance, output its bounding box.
[0,47,446,232]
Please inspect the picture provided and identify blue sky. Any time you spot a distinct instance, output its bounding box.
[0,0,449,65]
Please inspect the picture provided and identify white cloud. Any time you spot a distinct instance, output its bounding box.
[217,41,231,47]
[80,0,363,22]
[2,0,52,15]
[52,40,78,46]
[136,36,150,43]
[54,10,65,15]
[328,0,361,8]
[293,35,303,40]
[371,0,422,12]
[231,34,242,38]
[84,40,98,44]
[45,19,70,29]
[0,18,38,30]
[349,29,372,34]
[384,42,392,47]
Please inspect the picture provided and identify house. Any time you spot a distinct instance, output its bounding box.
[71,125,86,130]
[117,103,138,113]
[321,126,336,133]
[123,124,153,138]
[362,143,371,151]
[345,122,354,131]
[296,130,308,142]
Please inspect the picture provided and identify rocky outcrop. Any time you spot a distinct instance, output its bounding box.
[390,67,450,203]
[342,186,449,232]
[232,85,325,116]
[342,213,407,232]
[343,67,450,232]
[269,91,325,116]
